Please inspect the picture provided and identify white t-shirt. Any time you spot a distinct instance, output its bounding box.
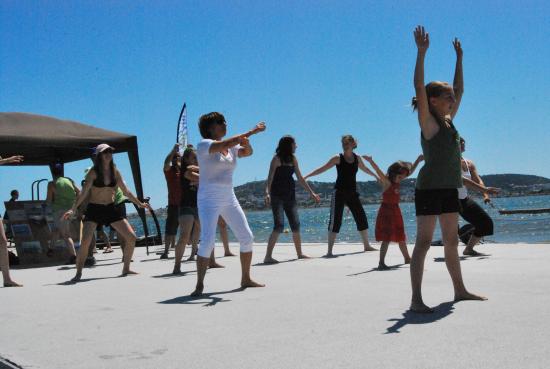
[457,159,471,200]
[197,139,241,195]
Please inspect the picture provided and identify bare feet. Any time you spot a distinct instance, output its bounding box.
[364,245,378,252]
[324,253,336,258]
[3,281,23,287]
[404,258,411,264]
[190,284,204,297]
[409,301,434,313]
[208,262,225,269]
[70,273,82,283]
[263,257,279,264]
[172,266,181,275]
[297,254,310,259]
[241,279,265,289]
[455,291,487,302]
[224,251,236,257]
[378,263,390,270]
[121,270,139,277]
[186,255,196,262]
[103,247,113,254]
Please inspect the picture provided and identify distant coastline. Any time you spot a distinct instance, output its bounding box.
[138,174,550,215]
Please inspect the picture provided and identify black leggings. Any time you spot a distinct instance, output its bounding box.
[328,190,368,233]
[459,197,494,237]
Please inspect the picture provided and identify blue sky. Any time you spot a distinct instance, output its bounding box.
[1,0,549,211]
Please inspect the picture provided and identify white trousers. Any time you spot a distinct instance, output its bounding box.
[197,190,253,258]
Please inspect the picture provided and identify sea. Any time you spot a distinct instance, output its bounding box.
[130,195,550,245]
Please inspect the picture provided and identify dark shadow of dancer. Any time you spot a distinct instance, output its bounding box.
[50,275,121,286]
[152,271,197,279]
[385,301,455,334]
[158,288,245,307]
[347,264,406,277]
[254,259,298,267]
[433,255,490,263]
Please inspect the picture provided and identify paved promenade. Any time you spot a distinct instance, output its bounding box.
[1,242,549,369]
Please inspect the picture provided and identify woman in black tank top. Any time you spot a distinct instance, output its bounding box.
[173,147,201,274]
[263,136,320,264]
[304,135,378,257]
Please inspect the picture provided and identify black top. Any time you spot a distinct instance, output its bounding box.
[270,165,296,200]
[335,153,358,191]
[180,175,198,208]
[93,171,117,188]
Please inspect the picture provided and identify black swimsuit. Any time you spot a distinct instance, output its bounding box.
[84,174,125,226]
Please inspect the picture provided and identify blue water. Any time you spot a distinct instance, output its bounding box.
[131,195,550,244]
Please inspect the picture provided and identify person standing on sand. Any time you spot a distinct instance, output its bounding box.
[161,144,182,259]
[263,135,320,264]
[363,155,423,269]
[458,137,499,256]
[63,144,150,282]
[0,154,24,287]
[304,135,378,257]
[191,112,266,296]
[409,26,486,313]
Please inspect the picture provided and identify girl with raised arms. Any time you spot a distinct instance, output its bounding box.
[409,26,485,313]
[191,113,266,296]
[304,135,377,257]
[363,155,423,269]
[264,135,321,264]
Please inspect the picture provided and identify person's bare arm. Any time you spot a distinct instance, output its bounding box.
[466,160,497,202]
[46,182,55,203]
[209,122,266,155]
[164,144,179,171]
[362,155,389,190]
[357,156,378,179]
[64,171,95,217]
[303,155,339,179]
[238,136,253,158]
[409,154,424,175]
[294,157,320,203]
[265,156,279,205]
[0,155,24,165]
[413,26,440,140]
[450,38,464,119]
[115,169,150,209]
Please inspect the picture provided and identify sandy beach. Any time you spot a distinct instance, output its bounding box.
[1,242,549,369]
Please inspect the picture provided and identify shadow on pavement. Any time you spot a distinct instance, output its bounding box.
[347,264,407,276]
[433,255,490,262]
[152,270,197,279]
[385,301,455,334]
[158,287,245,307]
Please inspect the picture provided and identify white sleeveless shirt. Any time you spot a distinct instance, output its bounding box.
[457,159,471,200]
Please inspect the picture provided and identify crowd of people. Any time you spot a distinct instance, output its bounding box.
[1,26,501,313]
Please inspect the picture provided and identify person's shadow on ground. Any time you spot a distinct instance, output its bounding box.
[158,288,245,307]
[347,264,406,276]
[385,301,455,334]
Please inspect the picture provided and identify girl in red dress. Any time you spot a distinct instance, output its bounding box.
[363,155,423,270]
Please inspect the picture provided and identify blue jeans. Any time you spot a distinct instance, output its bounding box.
[271,196,300,232]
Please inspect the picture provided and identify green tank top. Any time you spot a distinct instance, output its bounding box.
[114,188,127,205]
[52,177,76,211]
[415,119,463,190]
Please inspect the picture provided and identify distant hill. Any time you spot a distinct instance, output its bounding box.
[234,174,550,210]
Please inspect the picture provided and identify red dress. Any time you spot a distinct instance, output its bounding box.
[375,183,406,242]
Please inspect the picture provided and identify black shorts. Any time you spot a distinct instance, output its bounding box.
[459,197,494,237]
[415,189,459,216]
[84,203,126,227]
[165,205,180,236]
[328,190,368,233]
